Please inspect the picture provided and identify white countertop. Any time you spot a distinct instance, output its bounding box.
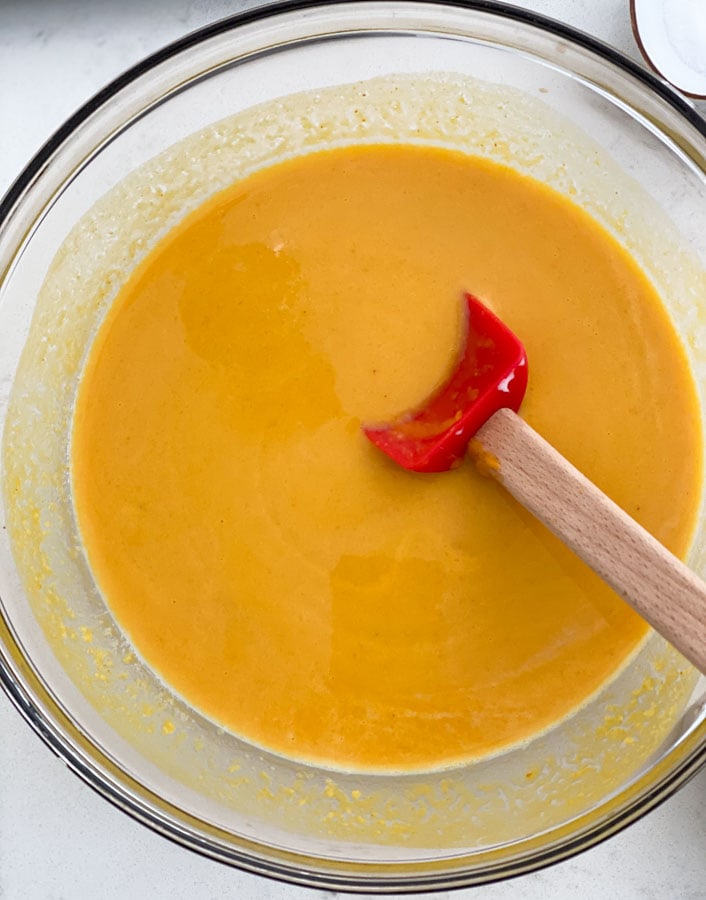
[1,2,705,898]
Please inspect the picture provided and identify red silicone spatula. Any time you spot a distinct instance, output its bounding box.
[364,292,706,674]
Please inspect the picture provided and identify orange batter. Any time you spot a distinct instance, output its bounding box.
[72,144,702,771]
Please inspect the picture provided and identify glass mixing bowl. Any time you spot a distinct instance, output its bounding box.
[1,1,705,891]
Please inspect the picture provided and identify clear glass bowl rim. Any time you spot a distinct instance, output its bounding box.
[0,0,705,892]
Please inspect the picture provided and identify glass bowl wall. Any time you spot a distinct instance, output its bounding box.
[0,1,705,891]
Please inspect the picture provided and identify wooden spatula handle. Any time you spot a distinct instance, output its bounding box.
[474,407,706,674]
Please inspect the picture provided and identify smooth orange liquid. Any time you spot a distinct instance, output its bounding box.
[72,145,702,770]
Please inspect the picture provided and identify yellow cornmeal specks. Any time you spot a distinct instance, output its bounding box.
[3,67,704,850]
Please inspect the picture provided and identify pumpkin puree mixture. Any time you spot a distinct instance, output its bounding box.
[72,144,702,771]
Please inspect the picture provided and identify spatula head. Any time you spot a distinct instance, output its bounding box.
[363,293,528,472]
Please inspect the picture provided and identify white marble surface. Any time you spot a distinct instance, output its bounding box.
[1,1,705,897]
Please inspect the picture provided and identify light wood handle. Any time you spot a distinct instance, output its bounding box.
[473,407,706,674]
